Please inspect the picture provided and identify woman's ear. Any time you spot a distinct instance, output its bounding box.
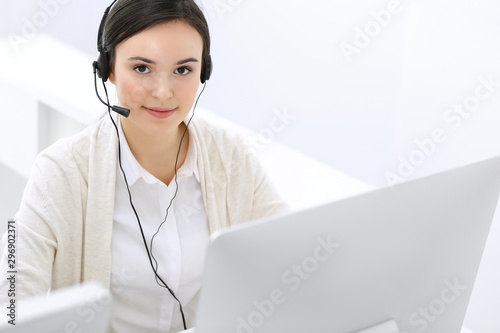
[108,64,115,84]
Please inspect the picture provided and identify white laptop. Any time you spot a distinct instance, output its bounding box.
[0,282,111,333]
[194,156,500,333]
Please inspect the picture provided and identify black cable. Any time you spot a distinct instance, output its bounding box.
[92,65,130,117]
[149,82,207,280]
[99,76,207,330]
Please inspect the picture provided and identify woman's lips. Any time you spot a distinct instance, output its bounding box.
[143,106,177,119]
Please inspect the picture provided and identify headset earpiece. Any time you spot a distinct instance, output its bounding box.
[95,50,110,82]
[94,0,116,82]
[201,55,213,84]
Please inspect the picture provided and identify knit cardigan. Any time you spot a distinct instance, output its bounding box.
[0,115,288,299]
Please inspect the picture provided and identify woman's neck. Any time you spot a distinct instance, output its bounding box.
[120,118,189,185]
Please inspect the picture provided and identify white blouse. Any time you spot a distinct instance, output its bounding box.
[110,119,210,333]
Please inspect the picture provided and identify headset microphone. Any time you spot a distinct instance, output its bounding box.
[92,61,131,117]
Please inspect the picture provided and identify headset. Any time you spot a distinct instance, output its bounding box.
[92,0,213,117]
[91,0,213,330]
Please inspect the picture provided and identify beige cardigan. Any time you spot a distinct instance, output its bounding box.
[1,115,288,299]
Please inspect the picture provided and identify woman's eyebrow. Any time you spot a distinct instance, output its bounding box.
[128,56,155,64]
[176,57,199,65]
[126,57,199,65]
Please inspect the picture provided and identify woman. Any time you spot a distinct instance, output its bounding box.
[0,0,288,332]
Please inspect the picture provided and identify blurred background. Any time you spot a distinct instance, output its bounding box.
[0,0,499,332]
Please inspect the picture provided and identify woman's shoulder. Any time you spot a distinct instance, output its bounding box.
[190,116,249,154]
[189,116,263,176]
[190,116,241,138]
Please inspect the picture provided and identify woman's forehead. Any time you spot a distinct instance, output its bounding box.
[115,21,203,61]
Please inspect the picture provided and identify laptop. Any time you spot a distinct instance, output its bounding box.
[194,156,500,333]
[0,282,111,333]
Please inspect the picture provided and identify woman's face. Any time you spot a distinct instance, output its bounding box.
[109,20,204,137]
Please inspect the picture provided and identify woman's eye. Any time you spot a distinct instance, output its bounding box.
[175,66,192,75]
[134,65,150,74]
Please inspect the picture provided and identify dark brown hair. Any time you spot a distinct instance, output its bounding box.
[103,0,210,68]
